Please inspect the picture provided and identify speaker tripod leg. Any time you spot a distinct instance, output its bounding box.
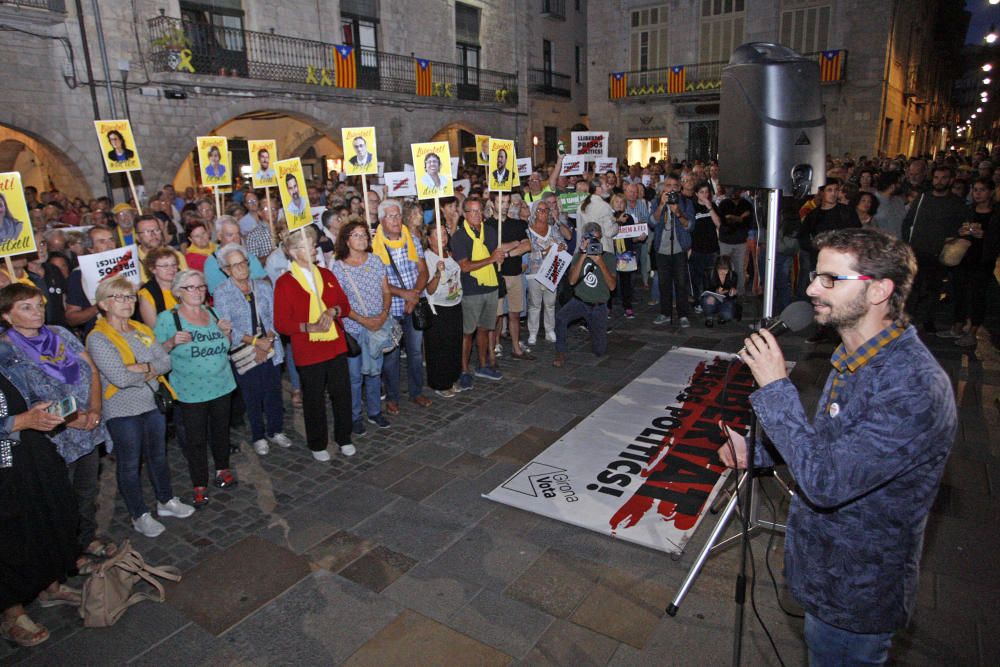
[666,471,748,616]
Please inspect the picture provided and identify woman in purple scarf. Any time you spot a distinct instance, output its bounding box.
[0,284,113,575]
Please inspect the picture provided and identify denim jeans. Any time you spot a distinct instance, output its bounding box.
[804,613,893,666]
[284,338,301,391]
[66,447,100,550]
[106,409,174,519]
[234,360,284,442]
[718,241,748,294]
[381,313,425,402]
[348,352,383,420]
[555,298,608,355]
[699,294,737,321]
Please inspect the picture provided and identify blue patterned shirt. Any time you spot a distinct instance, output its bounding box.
[330,255,387,337]
[749,325,956,634]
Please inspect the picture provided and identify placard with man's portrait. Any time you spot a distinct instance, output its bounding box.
[342,127,378,176]
[0,172,37,258]
[95,120,142,173]
[275,158,312,232]
[487,139,515,193]
[249,140,278,188]
[412,142,454,200]
[197,136,231,187]
[475,135,490,166]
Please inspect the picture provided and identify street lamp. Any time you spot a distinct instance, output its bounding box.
[978,107,984,113]
[987,24,998,44]
[985,78,992,85]
[984,63,993,72]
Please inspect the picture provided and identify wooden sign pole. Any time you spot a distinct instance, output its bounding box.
[125,171,144,214]
[264,185,275,243]
[361,173,373,234]
[497,192,505,243]
[4,256,14,280]
[214,186,221,220]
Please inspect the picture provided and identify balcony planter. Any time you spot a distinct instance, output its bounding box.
[151,27,192,71]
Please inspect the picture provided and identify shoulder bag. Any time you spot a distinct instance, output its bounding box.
[337,260,398,355]
[386,248,433,331]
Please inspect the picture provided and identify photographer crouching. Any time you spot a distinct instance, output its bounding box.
[552,223,617,367]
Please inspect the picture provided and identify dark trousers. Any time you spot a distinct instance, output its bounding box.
[689,251,716,302]
[298,354,352,450]
[908,253,947,326]
[106,409,174,518]
[952,264,990,327]
[613,271,635,310]
[66,447,100,550]
[424,304,464,390]
[555,298,609,356]
[234,360,284,442]
[656,251,690,318]
[179,393,232,487]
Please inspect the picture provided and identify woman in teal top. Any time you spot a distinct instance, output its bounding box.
[154,269,236,508]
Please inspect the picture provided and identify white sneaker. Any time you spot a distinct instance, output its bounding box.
[312,449,331,462]
[527,335,537,346]
[340,444,357,457]
[133,512,166,538]
[157,497,195,519]
[545,332,557,343]
[269,433,293,448]
[252,438,270,455]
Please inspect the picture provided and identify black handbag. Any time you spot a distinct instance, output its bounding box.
[387,250,434,331]
[150,382,173,415]
[344,331,362,357]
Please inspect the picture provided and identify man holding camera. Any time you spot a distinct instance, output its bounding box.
[652,174,694,327]
[552,223,617,367]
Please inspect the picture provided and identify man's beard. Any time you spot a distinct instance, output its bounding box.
[813,285,868,329]
[932,182,950,193]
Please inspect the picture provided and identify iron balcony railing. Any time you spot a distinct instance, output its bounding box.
[540,0,566,19]
[147,15,518,106]
[609,50,847,100]
[0,0,65,10]
[528,68,571,97]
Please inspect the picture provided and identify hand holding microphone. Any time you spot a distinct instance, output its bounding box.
[738,301,814,388]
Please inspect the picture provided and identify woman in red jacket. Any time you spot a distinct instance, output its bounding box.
[273,226,355,461]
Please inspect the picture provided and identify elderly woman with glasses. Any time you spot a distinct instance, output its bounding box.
[213,243,291,455]
[87,277,193,538]
[154,270,235,508]
[273,227,355,461]
[525,199,568,346]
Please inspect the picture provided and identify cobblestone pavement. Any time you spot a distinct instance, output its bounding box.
[2,288,997,666]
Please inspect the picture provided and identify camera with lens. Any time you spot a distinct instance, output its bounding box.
[665,190,679,205]
[583,232,603,255]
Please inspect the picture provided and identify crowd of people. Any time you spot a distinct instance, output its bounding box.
[1,143,998,648]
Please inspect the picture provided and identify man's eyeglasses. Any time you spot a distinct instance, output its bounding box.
[809,272,872,289]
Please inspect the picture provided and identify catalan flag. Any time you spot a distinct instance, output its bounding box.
[820,50,843,82]
[334,45,357,89]
[415,57,433,96]
[667,65,686,94]
[609,72,627,99]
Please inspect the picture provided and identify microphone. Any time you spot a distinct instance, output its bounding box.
[738,301,814,357]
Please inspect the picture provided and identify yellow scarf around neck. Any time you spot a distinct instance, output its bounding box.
[372,224,419,265]
[186,242,216,256]
[464,220,497,287]
[289,262,339,342]
[89,316,177,400]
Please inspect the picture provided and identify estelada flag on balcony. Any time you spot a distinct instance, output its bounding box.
[820,50,843,82]
[609,72,627,99]
[667,66,686,93]
[334,45,357,89]
[415,58,433,96]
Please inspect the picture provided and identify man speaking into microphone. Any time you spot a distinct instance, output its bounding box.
[719,228,956,665]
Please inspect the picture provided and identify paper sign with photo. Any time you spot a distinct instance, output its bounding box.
[342,126,378,176]
[475,135,491,166]
[487,139,515,192]
[571,131,609,159]
[79,245,141,302]
[95,120,142,173]
[560,155,585,177]
[385,171,417,197]
[594,157,618,175]
[516,157,532,178]
[311,205,327,227]
[197,136,232,187]
[532,246,573,293]
[616,223,650,239]
[412,142,454,199]
[0,172,36,258]
[275,157,312,232]
[248,140,278,188]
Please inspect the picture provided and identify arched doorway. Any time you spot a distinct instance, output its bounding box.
[0,125,92,200]
[430,122,483,169]
[171,110,343,191]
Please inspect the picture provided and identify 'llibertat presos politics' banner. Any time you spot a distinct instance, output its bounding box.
[485,347,764,555]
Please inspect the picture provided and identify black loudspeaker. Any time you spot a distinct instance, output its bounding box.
[719,43,826,198]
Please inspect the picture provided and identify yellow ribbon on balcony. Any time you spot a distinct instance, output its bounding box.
[177,49,195,73]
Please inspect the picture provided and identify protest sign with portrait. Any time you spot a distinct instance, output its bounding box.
[197,136,232,187]
[0,172,36,258]
[487,139,515,192]
[95,120,142,173]
[275,158,312,232]
[248,140,278,188]
[475,135,491,166]
[342,126,378,176]
[412,142,453,199]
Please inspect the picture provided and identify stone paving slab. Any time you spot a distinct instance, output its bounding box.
[128,623,244,666]
[504,549,606,619]
[445,588,556,660]
[338,545,417,593]
[381,564,483,625]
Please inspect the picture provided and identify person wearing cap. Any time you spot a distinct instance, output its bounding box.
[112,203,137,247]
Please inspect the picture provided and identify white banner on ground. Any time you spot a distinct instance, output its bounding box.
[385,171,417,197]
[79,244,141,303]
[530,246,572,292]
[559,155,586,176]
[484,347,769,555]
[616,223,649,239]
[571,131,609,159]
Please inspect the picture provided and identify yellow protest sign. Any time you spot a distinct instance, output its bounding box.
[196,136,231,187]
[475,135,490,166]
[249,140,278,188]
[411,142,454,200]
[342,127,378,177]
[0,172,37,258]
[275,158,312,232]
[488,139,515,192]
[95,120,142,173]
